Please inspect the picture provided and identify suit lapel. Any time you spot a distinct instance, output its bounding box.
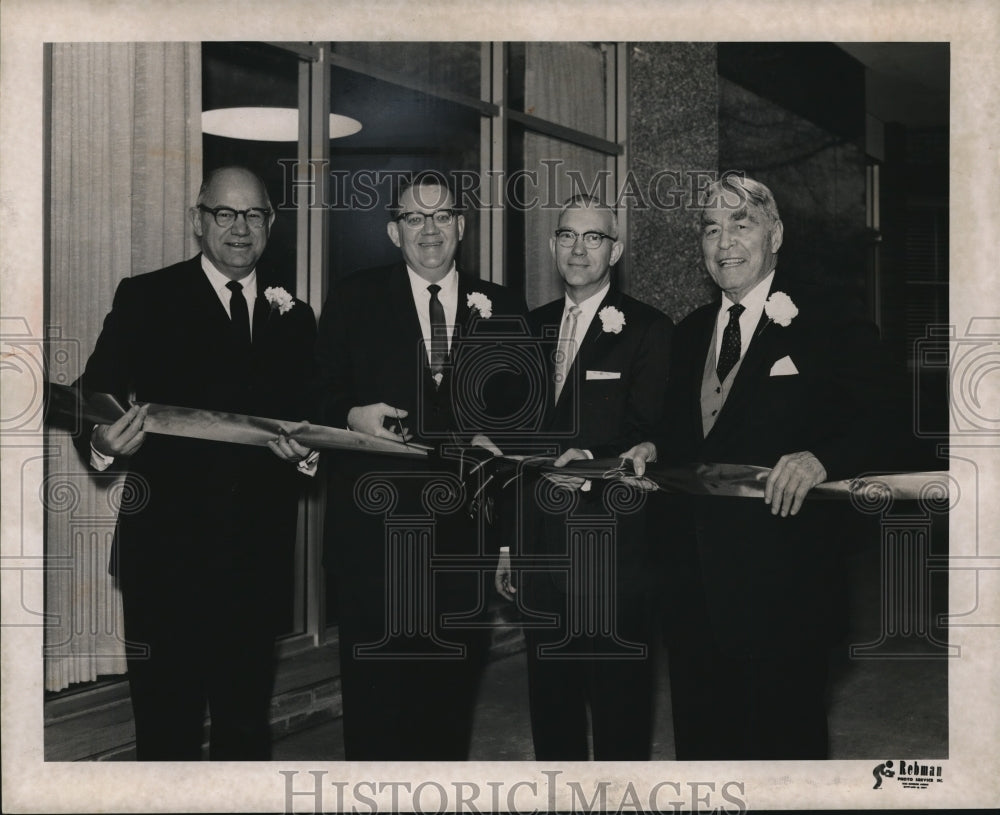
[186,256,236,342]
[686,304,718,442]
[571,288,617,379]
[547,288,618,430]
[251,288,269,347]
[386,264,428,375]
[532,299,566,428]
[456,273,473,340]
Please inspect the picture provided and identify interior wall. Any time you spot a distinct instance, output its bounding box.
[718,77,869,305]
[627,42,719,324]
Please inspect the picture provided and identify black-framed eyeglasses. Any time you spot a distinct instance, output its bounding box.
[198,205,272,229]
[554,228,615,249]
[398,210,456,229]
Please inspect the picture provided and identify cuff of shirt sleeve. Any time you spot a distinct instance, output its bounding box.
[297,450,320,477]
[90,427,114,471]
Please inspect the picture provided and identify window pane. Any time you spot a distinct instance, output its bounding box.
[508,126,612,309]
[331,42,482,100]
[510,42,608,138]
[326,65,482,288]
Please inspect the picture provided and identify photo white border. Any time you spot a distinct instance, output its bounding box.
[3,0,998,811]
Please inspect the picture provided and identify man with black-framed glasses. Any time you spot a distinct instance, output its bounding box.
[313,171,529,759]
[493,193,673,760]
[76,166,317,760]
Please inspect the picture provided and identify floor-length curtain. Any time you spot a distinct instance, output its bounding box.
[45,42,201,692]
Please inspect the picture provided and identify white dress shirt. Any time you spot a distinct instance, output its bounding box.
[713,269,776,363]
[407,264,459,361]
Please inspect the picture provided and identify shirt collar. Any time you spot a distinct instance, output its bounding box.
[564,281,611,320]
[720,269,775,316]
[201,255,257,298]
[407,264,458,297]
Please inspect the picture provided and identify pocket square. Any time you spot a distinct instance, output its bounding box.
[769,355,799,376]
[586,370,621,380]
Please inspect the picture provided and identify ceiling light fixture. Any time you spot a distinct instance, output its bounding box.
[201,107,361,141]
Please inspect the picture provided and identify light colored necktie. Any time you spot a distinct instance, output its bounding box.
[553,305,582,403]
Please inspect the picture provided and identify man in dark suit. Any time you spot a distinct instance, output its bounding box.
[627,174,898,759]
[78,166,317,760]
[495,195,673,760]
[313,173,528,759]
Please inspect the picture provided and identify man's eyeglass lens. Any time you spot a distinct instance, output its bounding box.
[555,229,611,249]
[200,206,270,228]
[400,210,455,229]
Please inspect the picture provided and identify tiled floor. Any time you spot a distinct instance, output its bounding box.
[274,544,949,761]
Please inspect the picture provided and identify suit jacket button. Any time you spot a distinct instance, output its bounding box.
[711,409,718,416]
[715,386,721,394]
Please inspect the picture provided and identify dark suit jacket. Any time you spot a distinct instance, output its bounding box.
[653,271,901,654]
[518,287,673,599]
[77,255,317,601]
[314,263,530,445]
[313,263,530,581]
[529,288,674,458]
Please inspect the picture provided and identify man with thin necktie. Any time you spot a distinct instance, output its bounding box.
[313,172,528,759]
[77,166,317,759]
[494,195,673,760]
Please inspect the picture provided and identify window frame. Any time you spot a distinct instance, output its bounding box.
[274,39,628,650]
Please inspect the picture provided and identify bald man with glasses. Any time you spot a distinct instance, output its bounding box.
[77,166,317,760]
[495,194,673,760]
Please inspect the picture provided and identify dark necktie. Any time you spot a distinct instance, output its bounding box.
[427,283,447,377]
[227,280,251,348]
[716,302,745,382]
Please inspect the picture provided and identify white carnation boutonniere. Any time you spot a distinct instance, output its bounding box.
[598,305,626,334]
[264,286,295,315]
[764,291,798,327]
[467,292,493,319]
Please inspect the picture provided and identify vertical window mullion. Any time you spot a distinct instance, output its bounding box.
[303,45,331,645]
[484,42,506,286]
[612,42,629,292]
